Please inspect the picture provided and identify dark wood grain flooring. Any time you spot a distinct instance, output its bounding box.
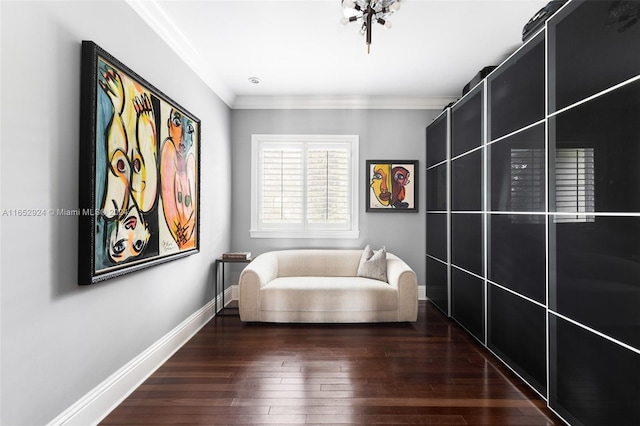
[101,301,562,425]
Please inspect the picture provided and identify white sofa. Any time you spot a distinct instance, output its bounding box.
[238,249,418,323]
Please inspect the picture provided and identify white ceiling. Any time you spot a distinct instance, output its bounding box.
[128,0,548,109]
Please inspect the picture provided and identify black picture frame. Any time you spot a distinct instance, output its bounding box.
[365,160,419,212]
[79,41,201,285]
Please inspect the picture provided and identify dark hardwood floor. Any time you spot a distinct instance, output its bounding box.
[101,301,562,425]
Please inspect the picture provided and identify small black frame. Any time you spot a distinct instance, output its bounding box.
[365,160,419,212]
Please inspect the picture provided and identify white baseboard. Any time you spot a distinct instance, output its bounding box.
[230,284,238,301]
[47,299,216,426]
[418,285,427,301]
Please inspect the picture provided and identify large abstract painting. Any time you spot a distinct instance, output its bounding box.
[79,41,200,285]
[366,160,418,212]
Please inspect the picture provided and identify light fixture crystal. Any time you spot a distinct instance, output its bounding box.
[340,0,401,53]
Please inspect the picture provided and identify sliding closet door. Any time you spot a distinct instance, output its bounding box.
[450,86,484,342]
[486,31,547,396]
[426,110,450,314]
[548,1,640,424]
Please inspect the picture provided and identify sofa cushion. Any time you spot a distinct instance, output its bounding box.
[259,276,398,312]
[357,245,387,282]
[275,250,363,277]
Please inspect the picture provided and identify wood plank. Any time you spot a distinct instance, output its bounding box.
[100,301,562,425]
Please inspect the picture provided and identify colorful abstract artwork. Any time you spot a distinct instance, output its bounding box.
[79,41,200,285]
[366,160,418,212]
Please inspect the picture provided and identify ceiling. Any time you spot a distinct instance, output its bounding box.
[128,0,548,109]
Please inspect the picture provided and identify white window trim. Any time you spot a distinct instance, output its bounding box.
[250,134,360,239]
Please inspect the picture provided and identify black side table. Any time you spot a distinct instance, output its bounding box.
[214,257,253,316]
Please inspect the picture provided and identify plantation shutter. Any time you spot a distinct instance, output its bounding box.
[510,148,545,212]
[307,145,351,226]
[555,148,595,223]
[251,134,359,238]
[260,146,303,225]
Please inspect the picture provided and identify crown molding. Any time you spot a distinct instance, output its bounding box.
[232,95,458,110]
[126,0,236,107]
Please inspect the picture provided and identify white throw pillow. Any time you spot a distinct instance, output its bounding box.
[357,245,388,282]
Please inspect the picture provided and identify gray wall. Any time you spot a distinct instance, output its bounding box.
[0,2,231,424]
[230,109,441,287]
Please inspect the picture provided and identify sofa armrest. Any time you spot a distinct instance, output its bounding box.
[386,254,418,321]
[238,253,278,321]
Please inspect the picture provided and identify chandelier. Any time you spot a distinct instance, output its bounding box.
[341,0,401,53]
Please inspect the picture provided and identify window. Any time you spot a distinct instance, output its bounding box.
[250,134,359,239]
[510,148,545,212]
[554,147,595,223]
[508,148,545,224]
[507,147,595,224]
